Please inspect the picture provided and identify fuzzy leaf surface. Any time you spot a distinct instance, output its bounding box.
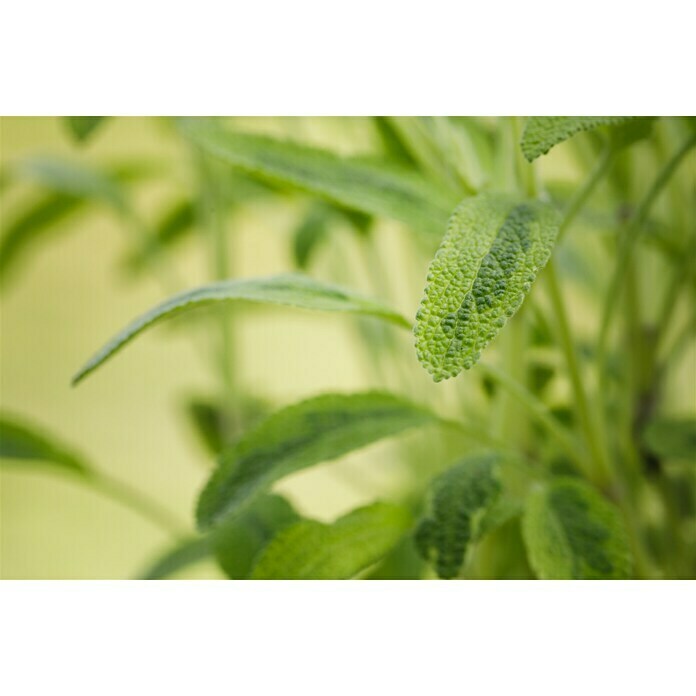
[73,274,410,384]
[250,503,411,579]
[196,392,438,530]
[523,478,632,579]
[415,194,560,381]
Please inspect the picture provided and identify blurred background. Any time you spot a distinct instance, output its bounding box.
[1,117,693,578]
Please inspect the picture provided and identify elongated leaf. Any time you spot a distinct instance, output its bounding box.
[521,117,633,161]
[415,194,560,381]
[522,478,632,579]
[643,418,696,461]
[63,116,108,143]
[0,415,90,477]
[212,494,300,579]
[73,274,410,384]
[177,118,456,236]
[414,454,502,579]
[197,392,438,529]
[139,537,212,579]
[292,204,333,269]
[250,502,412,579]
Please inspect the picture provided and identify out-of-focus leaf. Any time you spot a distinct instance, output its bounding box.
[73,274,411,384]
[643,418,696,462]
[63,116,109,143]
[212,494,300,579]
[250,502,412,579]
[139,537,212,579]
[372,117,419,168]
[177,118,456,237]
[0,415,90,477]
[522,478,633,579]
[365,535,425,579]
[196,392,439,530]
[292,204,333,269]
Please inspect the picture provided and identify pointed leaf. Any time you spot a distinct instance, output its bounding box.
[73,274,410,384]
[643,418,696,461]
[522,478,633,579]
[63,116,108,143]
[197,392,439,530]
[139,537,212,579]
[521,117,633,161]
[414,453,502,579]
[415,194,560,381]
[250,502,412,579]
[177,118,456,236]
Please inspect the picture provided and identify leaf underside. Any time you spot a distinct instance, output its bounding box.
[522,478,633,579]
[250,502,412,579]
[415,193,560,381]
[196,392,438,530]
[72,273,410,384]
[521,117,633,161]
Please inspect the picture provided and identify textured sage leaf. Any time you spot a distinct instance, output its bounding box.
[521,117,633,161]
[250,502,412,579]
[212,494,300,579]
[73,274,410,384]
[0,415,90,477]
[414,453,502,579]
[522,478,632,579]
[63,116,108,143]
[196,392,438,530]
[643,418,696,461]
[415,194,561,381]
[139,537,212,579]
[177,118,456,236]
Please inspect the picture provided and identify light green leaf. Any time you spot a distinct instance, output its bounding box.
[250,502,412,579]
[139,537,212,579]
[414,454,502,579]
[0,415,90,477]
[73,274,410,384]
[521,117,633,161]
[177,118,456,236]
[212,494,300,579]
[643,418,696,461]
[522,478,633,579]
[415,194,561,381]
[196,392,438,530]
[63,116,108,143]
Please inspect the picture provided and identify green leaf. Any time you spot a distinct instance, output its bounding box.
[521,117,633,161]
[415,194,561,381]
[63,116,108,143]
[139,537,212,579]
[642,418,696,461]
[0,415,90,477]
[196,392,439,530]
[212,494,300,579]
[414,454,502,579]
[250,502,412,579]
[177,118,456,236]
[522,478,633,579]
[292,204,333,269]
[73,274,411,384]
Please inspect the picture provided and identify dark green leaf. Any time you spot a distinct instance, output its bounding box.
[415,194,561,381]
[250,502,412,579]
[292,204,332,269]
[73,274,411,384]
[139,537,212,579]
[522,478,633,579]
[643,418,696,461]
[196,392,439,530]
[63,116,108,143]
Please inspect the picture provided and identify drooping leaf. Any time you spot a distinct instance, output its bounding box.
[139,537,212,579]
[521,117,633,161]
[522,478,633,579]
[414,454,502,579]
[415,194,561,381]
[177,118,456,236]
[0,415,90,477]
[63,116,108,144]
[73,274,411,384]
[196,392,439,530]
[250,502,412,579]
[212,494,300,579]
[642,418,696,462]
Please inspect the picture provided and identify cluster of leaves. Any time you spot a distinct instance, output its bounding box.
[1,116,694,579]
